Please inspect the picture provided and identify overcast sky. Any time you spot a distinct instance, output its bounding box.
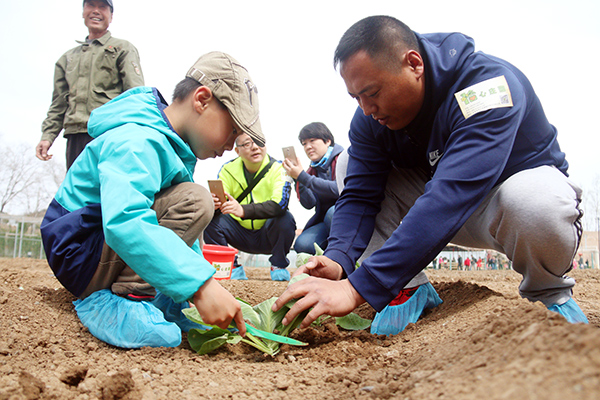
[1,0,598,225]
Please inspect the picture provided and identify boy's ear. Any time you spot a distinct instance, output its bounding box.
[192,86,213,114]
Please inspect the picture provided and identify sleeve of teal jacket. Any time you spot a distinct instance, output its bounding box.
[97,129,214,303]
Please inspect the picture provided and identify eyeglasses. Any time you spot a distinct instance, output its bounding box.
[236,140,254,149]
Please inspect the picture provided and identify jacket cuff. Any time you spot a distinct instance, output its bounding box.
[297,170,311,185]
[323,248,354,279]
[347,266,392,312]
[40,133,57,145]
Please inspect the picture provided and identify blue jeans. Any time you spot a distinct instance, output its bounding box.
[294,206,335,255]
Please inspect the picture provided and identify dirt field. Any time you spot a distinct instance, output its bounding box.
[1,258,598,400]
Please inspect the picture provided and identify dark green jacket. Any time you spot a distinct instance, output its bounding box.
[41,31,144,144]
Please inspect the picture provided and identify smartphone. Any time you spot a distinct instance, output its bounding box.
[282,146,297,165]
[208,180,226,203]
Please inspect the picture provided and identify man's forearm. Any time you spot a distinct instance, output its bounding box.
[241,201,285,219]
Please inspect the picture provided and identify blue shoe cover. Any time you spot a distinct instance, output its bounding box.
[547,298,589,324]
[150,291,211,332]
[270,267,290,281]
[371,282,442,335]
[73,289,181,348]
[231,266,248,280]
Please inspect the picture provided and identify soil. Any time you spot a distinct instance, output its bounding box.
[1,258,599,400]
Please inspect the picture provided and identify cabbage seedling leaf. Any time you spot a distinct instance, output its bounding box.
[335,313,372,330]
[188,327,241,354]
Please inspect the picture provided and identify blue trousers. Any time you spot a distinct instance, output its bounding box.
[204,211,296,268]
[294,206,335,254]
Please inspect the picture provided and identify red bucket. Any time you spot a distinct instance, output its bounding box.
[202,244,238,280]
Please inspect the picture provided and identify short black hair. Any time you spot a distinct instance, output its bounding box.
[298,122,335,146]
[333,15,419,72]
[172,77,203,102]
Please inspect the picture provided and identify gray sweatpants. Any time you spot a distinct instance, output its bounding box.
[336,150,582,306]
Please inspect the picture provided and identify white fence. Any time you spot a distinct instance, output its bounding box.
[0,214,45,259]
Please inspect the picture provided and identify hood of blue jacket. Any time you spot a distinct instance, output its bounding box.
[88,86,197,172]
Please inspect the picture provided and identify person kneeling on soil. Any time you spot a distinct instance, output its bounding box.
[282,122,344,255]
[273,15,588,335]
[40,52,267,348]
[204,134,296,281]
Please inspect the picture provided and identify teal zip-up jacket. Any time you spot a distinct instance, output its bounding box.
[40,86,215,302]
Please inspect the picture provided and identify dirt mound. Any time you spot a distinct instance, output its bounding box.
[0,259,598,399]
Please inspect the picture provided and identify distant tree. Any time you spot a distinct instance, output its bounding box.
[581,174,600,232]
[0,141,64,214]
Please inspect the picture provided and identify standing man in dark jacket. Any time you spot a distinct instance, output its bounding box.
[37,0,144,169]
[274,15,587,333]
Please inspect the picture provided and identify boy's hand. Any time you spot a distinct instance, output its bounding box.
[192,277,246,336]
[282,158,303,179]
[219,193,245,218]
[295,255,344,281]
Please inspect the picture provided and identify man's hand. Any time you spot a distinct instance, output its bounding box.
[36,140,52,161]
[192,277,246,336]
[295,255,344,281]
[271,276,365,329]
[282,158,303,179]
[219,192,245,218]
[210,193,222,211]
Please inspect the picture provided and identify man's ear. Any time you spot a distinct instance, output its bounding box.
[406,50,424,78]
[193,86,214,114]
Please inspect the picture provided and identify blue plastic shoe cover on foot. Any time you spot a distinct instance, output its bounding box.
[270,267,290,281]
[547,298,589,324]
[231,266,248,280]
[73,289,181,348]
[150,291,212,332]
[371,282,442,336]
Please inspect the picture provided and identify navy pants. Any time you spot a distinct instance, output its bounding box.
[204,211,296,268]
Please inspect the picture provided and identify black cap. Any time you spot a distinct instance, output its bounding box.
[83,0,114,12]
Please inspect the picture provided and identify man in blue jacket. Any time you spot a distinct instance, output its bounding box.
[274,15,588,333]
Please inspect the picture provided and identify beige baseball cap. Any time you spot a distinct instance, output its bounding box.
[186,52,265,147]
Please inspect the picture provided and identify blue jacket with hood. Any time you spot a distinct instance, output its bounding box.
[324,32,569,311]
[41,86,215,302]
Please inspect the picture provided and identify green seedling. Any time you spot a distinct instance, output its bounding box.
[183,274,311,356]
[310,312,371,330]
[334,313,372,330]
[295,243,325,268]
[295,243,360,270]
[296,245,372,331]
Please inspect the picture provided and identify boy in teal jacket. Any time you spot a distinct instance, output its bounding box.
[41,52,264,348]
